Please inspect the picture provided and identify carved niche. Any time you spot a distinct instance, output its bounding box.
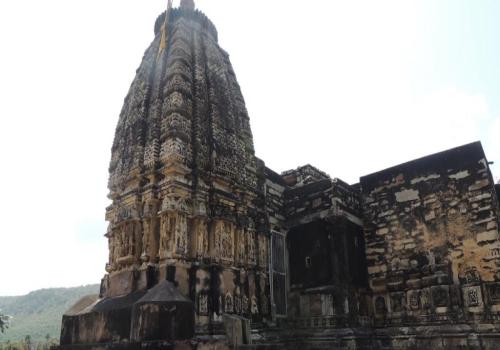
[193,219,208,257]
[141,200,160,263]
[432,286,449,308]
[374,296,387,315]
[486,283,500,304]
[141,219,152,262]
[198,291,209,316]
[174,215,188,255]
[322,294,334,316]
[159,195,190,258]
[420,289,431,310]
[236,228,246,264]
[234,294,242,314]
[464,286,483,307]
[242,295,249,314]
[464,268,481,285]
[247,229,257,265]
[215,221,234,261]
[468,289,479,306]
[225,292,234,313]
[390,293,405,313]
[160,138,190,164]
[407,290,420,311]
[161,194,189,213]
[160,214,176,259]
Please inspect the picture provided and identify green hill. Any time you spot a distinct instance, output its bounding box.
[0,284,99,343]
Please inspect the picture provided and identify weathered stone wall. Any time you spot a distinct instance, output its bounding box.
[279,166,369,325]
[361,142,500,320]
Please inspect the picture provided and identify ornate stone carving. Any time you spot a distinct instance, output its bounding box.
[215,221,234,261]
[198,292,208,315]
[234,294,241,314]
[420,289,431,310]
[224,292,233,313]
[242,295,249,314]
[487,283,500,304]
[236,229,246,264]
[247,229,257,265]
[192,218,208,257]
[159,214,175,258]
[174,215,188,255]
[468,288,479,306]
[390,293,404,313]
[432,286,449,308]
[407,290,420,311]
[464,286,483,307]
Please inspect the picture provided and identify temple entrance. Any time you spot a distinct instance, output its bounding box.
[287,219,368,290]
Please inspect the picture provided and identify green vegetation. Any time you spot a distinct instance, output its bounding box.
[0,334,57,350]
[0,284,99,346]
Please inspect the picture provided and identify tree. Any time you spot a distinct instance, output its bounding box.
[0,311,9,333]
[24,335,31,350]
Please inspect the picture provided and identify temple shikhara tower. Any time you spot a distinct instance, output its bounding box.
[105,0,266,312]
[60,1,500,349]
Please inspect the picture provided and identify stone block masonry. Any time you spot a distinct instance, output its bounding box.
[361,142,500,321]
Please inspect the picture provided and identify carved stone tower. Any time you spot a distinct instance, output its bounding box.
[103,0,269,330]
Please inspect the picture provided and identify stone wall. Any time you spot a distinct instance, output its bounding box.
[360,142,500,321]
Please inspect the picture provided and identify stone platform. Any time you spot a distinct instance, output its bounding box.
[250,323,500,350]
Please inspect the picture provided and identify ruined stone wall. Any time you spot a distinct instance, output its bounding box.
[361,142,500,321]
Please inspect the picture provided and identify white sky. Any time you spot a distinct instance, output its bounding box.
[0,0,498,296]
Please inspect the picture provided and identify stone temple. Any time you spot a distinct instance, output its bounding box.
[60,1,500,349]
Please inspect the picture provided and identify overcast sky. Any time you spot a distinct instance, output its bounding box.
[0,0,499,296]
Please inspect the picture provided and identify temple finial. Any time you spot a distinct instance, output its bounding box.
[157,0,173,60]
[180,0,195,10]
